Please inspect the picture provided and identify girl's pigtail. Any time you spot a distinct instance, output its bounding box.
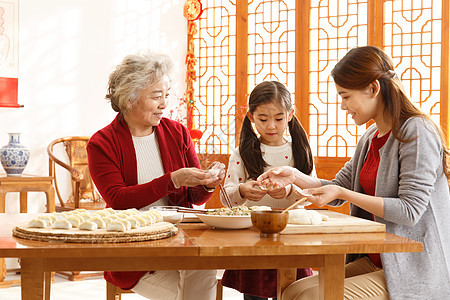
[239,116,267,180]
[289,116,314,175]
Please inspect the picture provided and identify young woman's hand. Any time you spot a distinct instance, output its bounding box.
[257,166,298,189]
[304,185,343,207]
[171,167,221,188]
[239,181,267,201]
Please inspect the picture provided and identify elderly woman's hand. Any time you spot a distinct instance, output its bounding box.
[256,166,299,189]
[171,167,220,188]
[203,161,226,189]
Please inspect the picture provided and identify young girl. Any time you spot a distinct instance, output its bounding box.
[220,81,314,299]
[258,46,450,299]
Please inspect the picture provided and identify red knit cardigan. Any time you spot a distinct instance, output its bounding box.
[87,114,213,289]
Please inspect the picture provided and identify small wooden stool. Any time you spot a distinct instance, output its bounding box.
[0,174,55,213]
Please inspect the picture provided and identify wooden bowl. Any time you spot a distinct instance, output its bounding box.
[250,210,288,238]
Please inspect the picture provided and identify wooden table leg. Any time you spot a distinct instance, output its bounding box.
[0,258,6,282]
[319,254,345,300]
[21,258,45,300]
[44,272,52,300]
[277,268,297,299]
[44,184,55,213]
[0,190,6,213]
[20,192,28,213]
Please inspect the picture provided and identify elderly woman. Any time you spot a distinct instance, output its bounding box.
[87,52,224,300]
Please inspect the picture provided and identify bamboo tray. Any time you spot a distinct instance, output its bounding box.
[12,221,178,243]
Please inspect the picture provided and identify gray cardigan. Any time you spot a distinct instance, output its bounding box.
[322,117,450,299]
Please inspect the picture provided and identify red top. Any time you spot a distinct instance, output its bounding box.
[359,130,390,268]
[87,114,213,290]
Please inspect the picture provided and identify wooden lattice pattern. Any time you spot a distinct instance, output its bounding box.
[192,0,449,159]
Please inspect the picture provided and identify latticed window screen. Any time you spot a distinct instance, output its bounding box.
[384,0,443,124]
[192,0,449,161]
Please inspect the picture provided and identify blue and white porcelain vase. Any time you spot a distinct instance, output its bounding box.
[0,133,30,176]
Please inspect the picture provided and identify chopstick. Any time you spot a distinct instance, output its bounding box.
[177,207,208,214]
[281,197,308,214]
[219,184,233,208]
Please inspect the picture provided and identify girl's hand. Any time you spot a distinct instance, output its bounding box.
[267,186,288,199]
[257,166,298,189]
[303,185,343,207]
[239,181,267,201]
[171,167,220,187]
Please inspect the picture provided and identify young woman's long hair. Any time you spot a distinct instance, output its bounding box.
[239,81,314,180]
[331,45,450,179]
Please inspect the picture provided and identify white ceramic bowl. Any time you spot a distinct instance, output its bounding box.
[196,214,252,229]
[158,211,184,224]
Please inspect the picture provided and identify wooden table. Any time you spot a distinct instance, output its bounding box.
[0,174,55,213]
[0,214,422,300]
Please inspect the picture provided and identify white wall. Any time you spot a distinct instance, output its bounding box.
[0,0,187,213]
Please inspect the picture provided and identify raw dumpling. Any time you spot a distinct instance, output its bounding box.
[118,219,131,231]
[144,210,163,222]
[106,221,127,232]
[133,215,147,227]
[141,214,156,225]
[102,217,114,226]
[124,208,140,216]
[78,212,92,222]
[126,217,141,229]
[66,215,82,228]
[28,218,47,228]
[52,219,73,230]
[93,210,109,217]
[79,221,98,231]
[37,215,55,226]
[288,209,323,225]
[90,217,106,229]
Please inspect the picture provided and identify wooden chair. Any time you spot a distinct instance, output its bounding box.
[47,136,105,281]
[106,278,223,300]
[47,136,106,212]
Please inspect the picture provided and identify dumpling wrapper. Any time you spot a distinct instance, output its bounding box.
[52,219,73,230]
[28,218,47,228]
[79,221,98,231]
[106,221,127,232]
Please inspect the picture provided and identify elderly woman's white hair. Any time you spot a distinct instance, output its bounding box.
[106,52,173,113]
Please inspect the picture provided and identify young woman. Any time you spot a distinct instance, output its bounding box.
[221,81,314,299]
[87,52,225,300]
[258,46,450,299]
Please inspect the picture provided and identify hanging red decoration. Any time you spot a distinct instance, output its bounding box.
[184,0,203,137]
[183,0,203,21]
[189,128,203,141]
